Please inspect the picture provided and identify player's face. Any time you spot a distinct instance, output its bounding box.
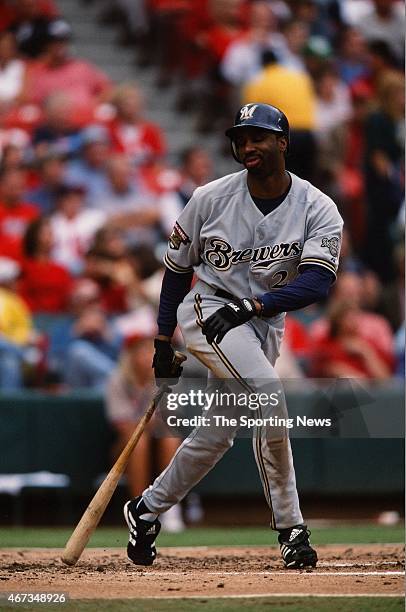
[233,127,286,176]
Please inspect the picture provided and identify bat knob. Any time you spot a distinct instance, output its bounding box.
[173,351,187,365]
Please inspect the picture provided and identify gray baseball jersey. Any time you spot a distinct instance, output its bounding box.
[164,170,343,305]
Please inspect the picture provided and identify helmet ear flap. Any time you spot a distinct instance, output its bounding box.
[231,140,242,164]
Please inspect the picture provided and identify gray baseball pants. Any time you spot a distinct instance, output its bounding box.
[143,280,303,529]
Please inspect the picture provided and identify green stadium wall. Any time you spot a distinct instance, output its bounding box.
[0,389,403,495]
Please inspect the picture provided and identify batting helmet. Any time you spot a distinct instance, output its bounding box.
[225,103,290,162]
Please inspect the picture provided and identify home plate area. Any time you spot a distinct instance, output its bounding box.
[1,544,404,599]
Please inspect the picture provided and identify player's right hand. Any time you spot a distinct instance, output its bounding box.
[201,297,257,344]
[152,339,184,382]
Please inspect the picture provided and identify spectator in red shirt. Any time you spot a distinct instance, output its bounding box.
[201,0,248,63]
[109,83,167,169]
[0,1,17,32]
[18,216,73,313]
[310,300,394,379]
[340,81,370,245]
[0,166,39,260]
[309,271,395,367]
[146,0,192,89]
[283,315,312,363]
[21,19,111,118]
[194,0,248,132]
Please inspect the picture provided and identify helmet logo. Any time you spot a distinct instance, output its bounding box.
[239,104,258,121]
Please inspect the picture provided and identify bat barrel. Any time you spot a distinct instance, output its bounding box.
[61,469,119,565]
[60,361,186,566]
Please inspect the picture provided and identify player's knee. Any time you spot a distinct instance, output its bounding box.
[210,435,234,455]
[192,432,234,456]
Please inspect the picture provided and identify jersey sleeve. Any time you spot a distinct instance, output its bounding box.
[298,195,343,278]
[163,192,203,274]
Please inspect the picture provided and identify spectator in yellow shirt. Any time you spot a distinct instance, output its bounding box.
[0,257,33,389]
[242,50,317,181]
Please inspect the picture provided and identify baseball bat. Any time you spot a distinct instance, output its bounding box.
[61,351,186,566]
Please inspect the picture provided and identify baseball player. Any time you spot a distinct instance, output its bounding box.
[124,103,343,569]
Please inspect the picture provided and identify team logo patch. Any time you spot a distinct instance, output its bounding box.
[321,237,339,258]
[240,104,258,121]
[169,222,191,250]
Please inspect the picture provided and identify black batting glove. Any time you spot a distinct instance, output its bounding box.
[201,298,257,344]
[152,339,184,382]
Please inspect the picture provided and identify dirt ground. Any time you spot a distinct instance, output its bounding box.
[1,545,404,599]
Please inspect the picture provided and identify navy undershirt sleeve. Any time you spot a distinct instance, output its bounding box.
[260,265,335,317]
[157,267,194,337]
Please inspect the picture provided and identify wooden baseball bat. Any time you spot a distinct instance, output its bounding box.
[61,352,186,566]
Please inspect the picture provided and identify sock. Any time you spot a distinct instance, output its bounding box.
[136,497,159,522]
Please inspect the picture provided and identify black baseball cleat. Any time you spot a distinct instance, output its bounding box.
[278,525,318,569]
[124,497,161,566]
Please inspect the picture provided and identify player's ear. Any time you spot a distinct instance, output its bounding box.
[277,136,288,154]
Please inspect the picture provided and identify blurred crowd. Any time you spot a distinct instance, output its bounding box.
[0,0,404,393]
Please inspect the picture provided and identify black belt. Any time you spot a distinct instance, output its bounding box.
[214,288,234,301]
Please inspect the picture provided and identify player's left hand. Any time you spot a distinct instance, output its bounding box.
[152,339,184,382]
[201,297,258,344]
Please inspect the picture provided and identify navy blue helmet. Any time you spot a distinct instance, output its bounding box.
[225,103,290,162]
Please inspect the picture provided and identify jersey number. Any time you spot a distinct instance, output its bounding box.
[271,270,289,288]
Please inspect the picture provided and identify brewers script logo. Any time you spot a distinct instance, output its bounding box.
[321,236,339,258]
[169,222,191,250]
[205,237,302,271]
[240,104,258,121]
